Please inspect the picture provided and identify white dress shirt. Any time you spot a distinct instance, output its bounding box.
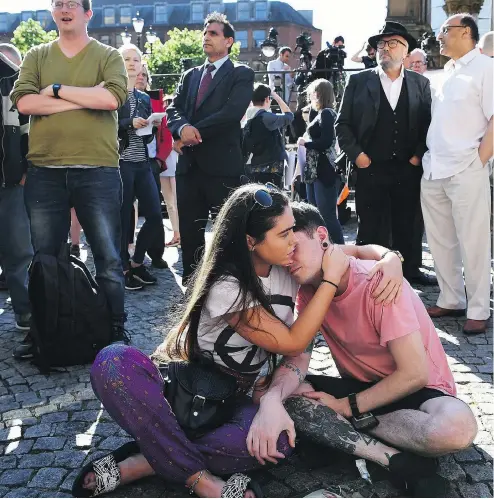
[201,54,230,81]
[422,48,493,180]
[378,65,404,110]
[267,58,293,100]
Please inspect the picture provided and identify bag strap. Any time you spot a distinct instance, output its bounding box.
[37,254,60,337]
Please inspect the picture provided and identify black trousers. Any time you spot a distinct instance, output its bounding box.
[126,159,165,262]
[354,159,422,276]
[176,167,240,281]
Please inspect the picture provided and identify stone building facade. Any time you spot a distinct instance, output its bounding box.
[0,0,322,69]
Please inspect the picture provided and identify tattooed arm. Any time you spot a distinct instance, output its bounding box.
[256,339,314,403]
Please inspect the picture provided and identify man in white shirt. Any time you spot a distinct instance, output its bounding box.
[421,14,493,335]
[336,22,434,286]
[478,31,493,57]
[267,47,293,101]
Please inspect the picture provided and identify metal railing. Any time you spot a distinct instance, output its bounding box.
[150,67,364,107]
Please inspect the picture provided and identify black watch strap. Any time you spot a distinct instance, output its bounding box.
[348,392,361,418]
[53,84,62,99]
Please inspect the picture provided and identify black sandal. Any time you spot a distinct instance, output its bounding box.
[220,473,264,498]
[72,441,140,497]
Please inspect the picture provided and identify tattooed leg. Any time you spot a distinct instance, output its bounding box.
[284,396,400,469]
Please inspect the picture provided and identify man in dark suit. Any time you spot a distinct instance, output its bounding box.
[336,22,435,285]
[166,13,254,281]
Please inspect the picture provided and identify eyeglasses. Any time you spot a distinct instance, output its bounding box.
[409,60,426,66]
[52,1,82,9]
[439,25,466,34]
[376,39,408,49]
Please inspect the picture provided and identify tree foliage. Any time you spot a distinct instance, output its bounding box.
[146,27,240,93]
[11,19,57,56]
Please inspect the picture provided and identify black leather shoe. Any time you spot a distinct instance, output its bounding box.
[13,335,35,360]
[151,258,169,269]
[405,271,438,286]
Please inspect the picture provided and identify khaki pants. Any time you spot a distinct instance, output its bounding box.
[421,157,492,320]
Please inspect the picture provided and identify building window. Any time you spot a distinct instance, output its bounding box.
[209,2,221,13]
[101,35,111,45]
[155,4,168,23]
[237,1,250,21]
[37,11,50,28]
[253,29,266,47]
[103,8,115,25]
[255,1,267,20]
[120,6,131,25]
[21,12,32,22]
[0,14,7,32]
[191,3,204,23]
[236,30,248,49]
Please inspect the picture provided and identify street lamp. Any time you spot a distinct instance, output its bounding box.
[260,27,278,58]
[120,27,132,45]
[132,11,145,51]
[145,27,158,54]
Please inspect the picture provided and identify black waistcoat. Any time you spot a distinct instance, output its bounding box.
[367,79,410,163]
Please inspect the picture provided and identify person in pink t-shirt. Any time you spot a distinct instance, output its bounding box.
[284,203,477,461]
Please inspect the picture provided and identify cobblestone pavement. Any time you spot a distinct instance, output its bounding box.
[0,216,492,498]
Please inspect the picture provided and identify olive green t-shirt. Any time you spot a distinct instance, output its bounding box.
[10,39,128,167]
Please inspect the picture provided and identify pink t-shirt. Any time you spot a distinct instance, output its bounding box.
[297,258,456,396]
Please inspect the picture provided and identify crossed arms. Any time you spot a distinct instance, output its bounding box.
[11,48,127,116]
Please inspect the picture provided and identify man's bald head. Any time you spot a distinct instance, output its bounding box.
[0,44,22,67]
[478,31,494,57]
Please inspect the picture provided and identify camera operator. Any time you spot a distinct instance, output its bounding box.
[267,47,294,101]
[312,36,347,80]
[243,83,294,188]
[351,41,377,68]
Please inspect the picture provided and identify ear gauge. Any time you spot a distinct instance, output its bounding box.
[322,242,329,249]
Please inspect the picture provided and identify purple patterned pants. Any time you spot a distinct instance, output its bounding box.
[90,344,292,484]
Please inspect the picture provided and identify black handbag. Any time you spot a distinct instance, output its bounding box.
[159,361,238,439]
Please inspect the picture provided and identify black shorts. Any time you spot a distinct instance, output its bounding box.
[305,375,452,416]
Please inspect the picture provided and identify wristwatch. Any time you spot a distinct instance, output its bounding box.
[381,249,404,264]
[52,84,62,99]
[348,393,361,418]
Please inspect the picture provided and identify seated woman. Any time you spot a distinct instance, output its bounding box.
[72,184,403,498]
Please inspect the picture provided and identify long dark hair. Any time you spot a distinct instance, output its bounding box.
[156,184,290,380]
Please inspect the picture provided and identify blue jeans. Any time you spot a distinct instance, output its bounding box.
[119,161,163,271]
[24,167,124,318]
[306,179,344,244]
[0,185,33,315]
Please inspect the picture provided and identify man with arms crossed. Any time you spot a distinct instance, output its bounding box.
[11,0,128,357]
[248,203,477,495]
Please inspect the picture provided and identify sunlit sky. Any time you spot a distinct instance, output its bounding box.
[2,0,388,67]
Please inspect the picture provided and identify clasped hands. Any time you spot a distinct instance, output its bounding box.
[355,152,422,169]
[173,125,202,155]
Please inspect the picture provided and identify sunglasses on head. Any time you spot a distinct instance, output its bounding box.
[239,177,278,213]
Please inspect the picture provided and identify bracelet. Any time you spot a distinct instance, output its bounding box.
[188,470,205,495]
[321,279,338,289]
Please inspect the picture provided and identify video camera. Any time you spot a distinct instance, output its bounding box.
[324,41,347,69]
[294,32,314,56]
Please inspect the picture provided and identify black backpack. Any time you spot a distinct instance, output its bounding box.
[242,111,266,160]
[28,244,112,372]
